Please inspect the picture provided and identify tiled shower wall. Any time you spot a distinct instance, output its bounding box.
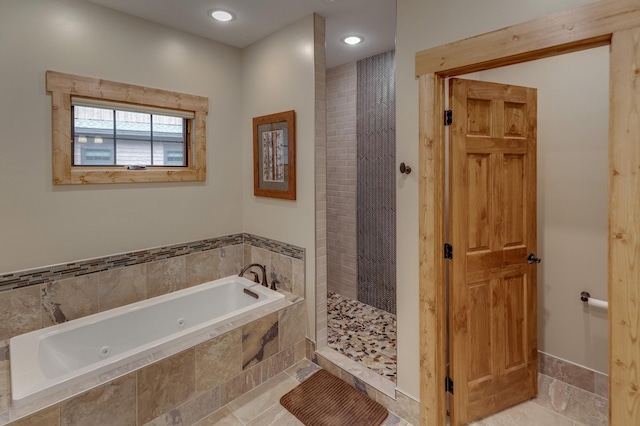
[314,14,329,350]
[326,62,357,300]
[325,50,397,314]
[0,233,304,342]
[356,50,396,314]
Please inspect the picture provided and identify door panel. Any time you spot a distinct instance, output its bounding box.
[449,78,538,426]
[467,154,490,250]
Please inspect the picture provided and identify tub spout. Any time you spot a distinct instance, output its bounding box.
[239,263,268,287]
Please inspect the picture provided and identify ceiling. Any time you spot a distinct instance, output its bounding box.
[85,0,396,68]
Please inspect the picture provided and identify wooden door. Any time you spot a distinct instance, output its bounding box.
[448,78,538,425]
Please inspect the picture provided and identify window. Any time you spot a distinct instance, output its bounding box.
[46,71,208,184]
[165,150,185,166]
[72,103,188,167]
[81,147,113,165]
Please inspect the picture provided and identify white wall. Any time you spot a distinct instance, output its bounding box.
[396,0,601,399]
[0,0,243,273]
[241,15,317,340]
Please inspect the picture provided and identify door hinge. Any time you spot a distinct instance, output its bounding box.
[445,376,454,394]
[444,243,453,259]
[444,110,453,126]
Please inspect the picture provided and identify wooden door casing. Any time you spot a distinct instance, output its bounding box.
[449,78,538,426]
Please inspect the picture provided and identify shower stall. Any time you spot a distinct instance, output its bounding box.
[326,50,397,382]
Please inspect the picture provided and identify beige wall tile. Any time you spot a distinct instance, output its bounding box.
[594,372,609,399]
[218,245,244,278]
[305,339,316,362]
[186,250,220,287]
[42,275,99,327]
[10,405,60,426]
[315,356,341,378]
[147,385,222,426]
[137,350,195,424]
[247,247,272,281]
[314,12,328,357]
[535,374,608,426]
[195,329,242,392]
[244,245,303,295]
[0,285,41,340]
[539,352,595,393]
[270,253,293,292]
[0,345,9,414]
[221,362,263,406]
[326,61,357,300]
[98,263,146,311]
[60,373,136,426]
[278,301,306,351]
[293,340,306,363]
[340,370,377,400]
[242,244,252,267]
[242,313,279,370]
[291,258,304,298]
[263,346,295,381]
[146,257,186,299]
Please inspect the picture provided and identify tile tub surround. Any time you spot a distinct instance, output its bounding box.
[0,233,303,293]
[243,244,305,298]
[0,235,245,292]
[0,297,307,425]
[0,234,304,343]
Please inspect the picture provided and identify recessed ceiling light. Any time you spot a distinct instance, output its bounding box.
[342,36,363,45]
[209,9,235,22]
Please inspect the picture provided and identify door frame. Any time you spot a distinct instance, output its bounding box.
[416,1,640,425]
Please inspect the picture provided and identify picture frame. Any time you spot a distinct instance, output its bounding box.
[253,110,296,200]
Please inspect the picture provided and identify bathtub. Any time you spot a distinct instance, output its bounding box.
[10,275,284,407]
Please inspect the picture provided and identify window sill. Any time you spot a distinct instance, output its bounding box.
[65,166,206,184]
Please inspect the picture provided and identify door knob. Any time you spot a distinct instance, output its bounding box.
[527,253,541,264]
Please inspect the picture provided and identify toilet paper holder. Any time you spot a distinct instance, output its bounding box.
[580,291,608,310]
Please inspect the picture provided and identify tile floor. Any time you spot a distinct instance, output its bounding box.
[327,292,397,382]
[193,358,589,426]
[466,400,588,426]
[193,359,411,426]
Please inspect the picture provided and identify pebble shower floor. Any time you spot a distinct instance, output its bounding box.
[327,292,397,382]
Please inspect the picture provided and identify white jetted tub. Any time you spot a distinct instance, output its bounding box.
[10,275,284,407]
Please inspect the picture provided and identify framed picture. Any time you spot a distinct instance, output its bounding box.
[253,110,296,200]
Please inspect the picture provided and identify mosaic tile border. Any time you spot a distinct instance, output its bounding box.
[0,234,247,292]
[242,233,304,260]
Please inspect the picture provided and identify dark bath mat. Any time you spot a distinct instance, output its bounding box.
[280,369,389,426]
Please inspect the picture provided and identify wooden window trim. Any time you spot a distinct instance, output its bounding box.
[46,71,208,184]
